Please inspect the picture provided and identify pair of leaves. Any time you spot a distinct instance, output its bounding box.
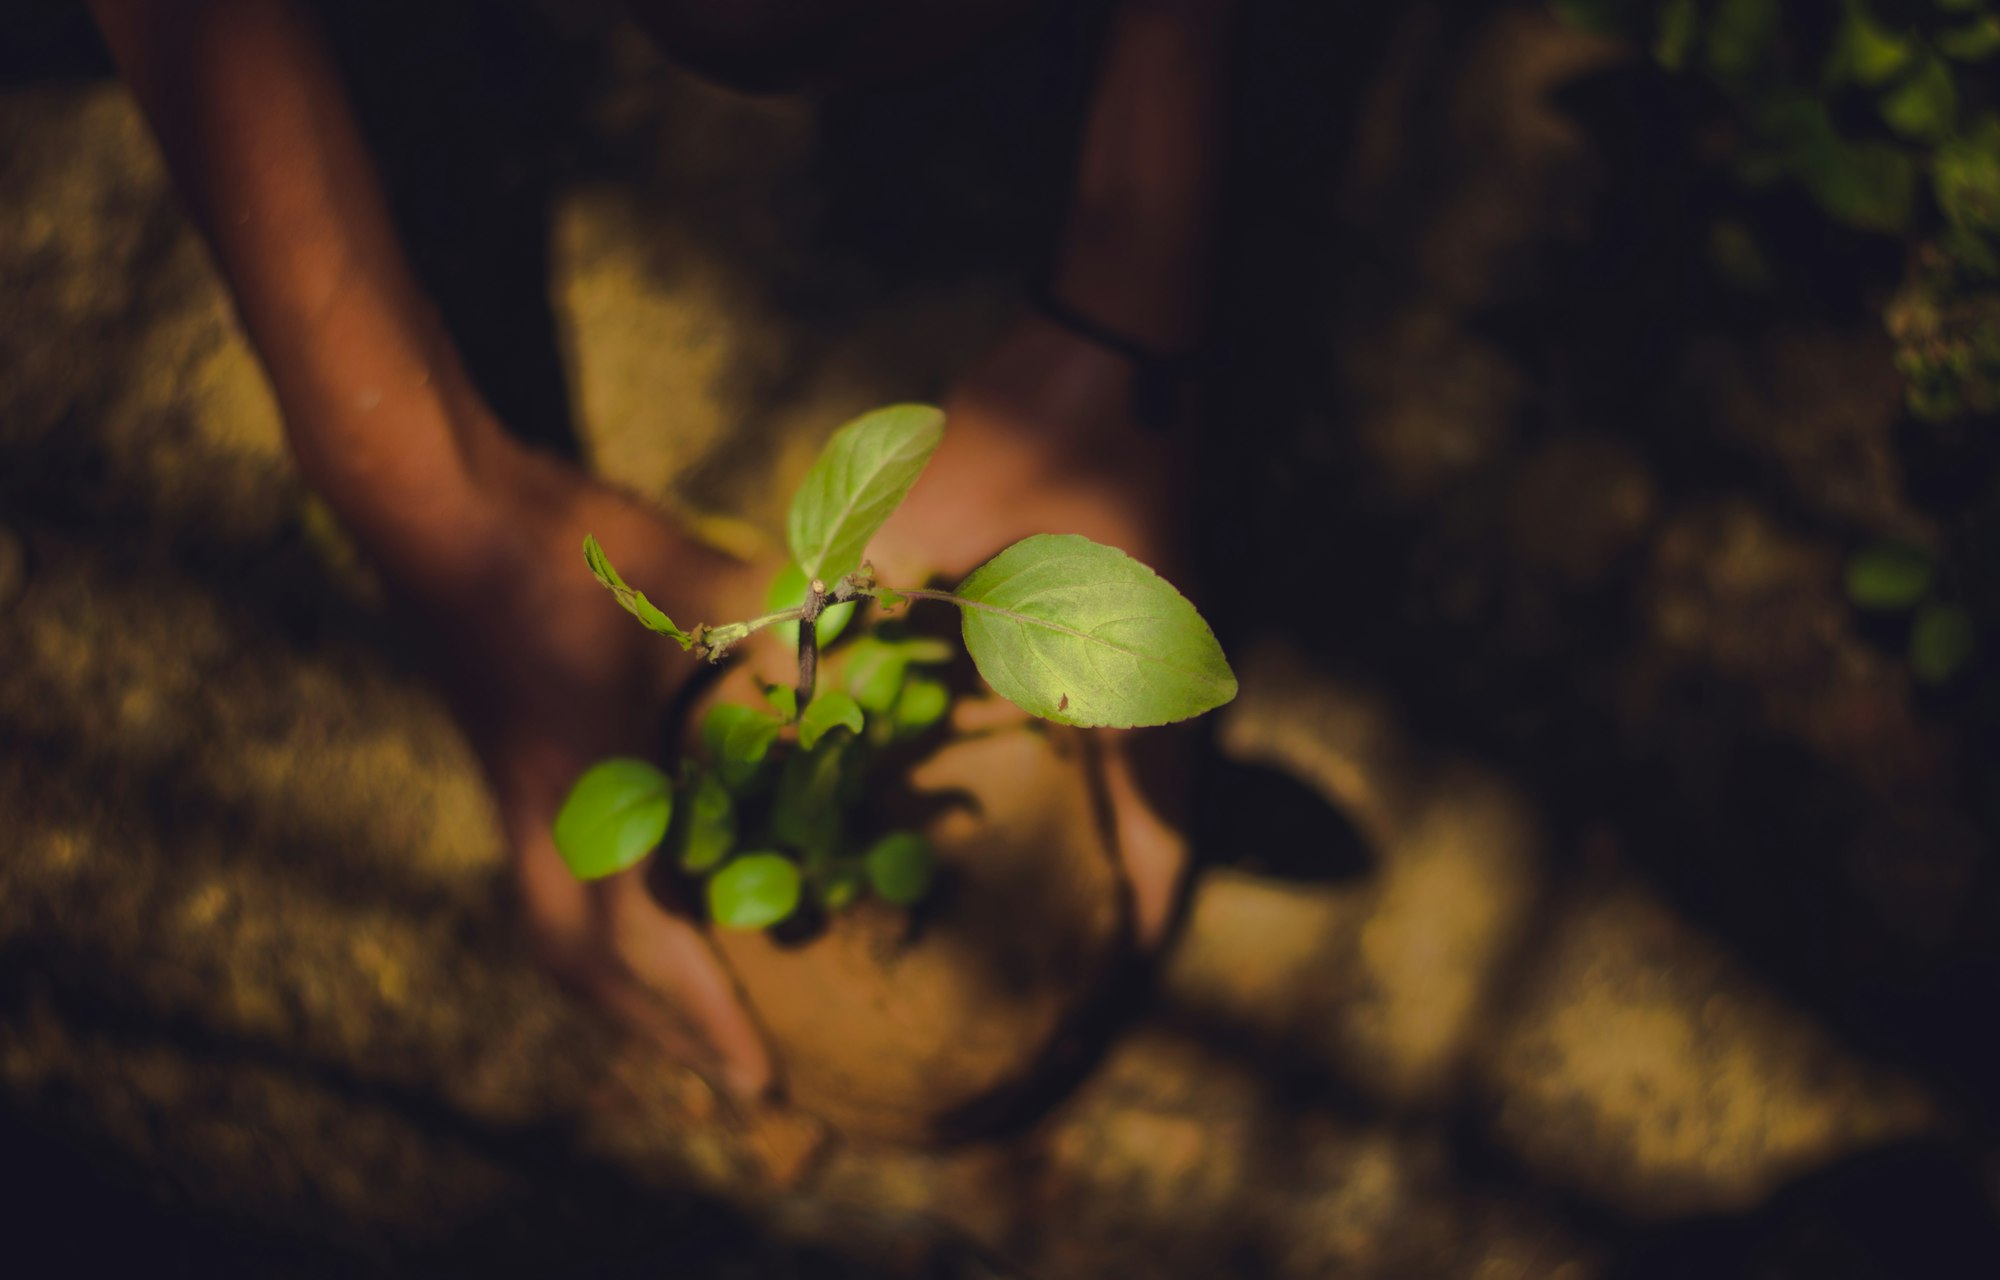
[786,405,1235,728]
[1845,538,1979,684]
[706,830,935,928]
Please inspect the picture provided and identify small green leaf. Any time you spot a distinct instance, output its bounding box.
[844,635,955,714]
[553,758,672,881]
[1749,95,1917,233]
[797,690,864,750]
[673,772,736,873]
[763,683,798,722]
[701,703,782,791]
[771,737,849,861]
[765,560,855,651]
[953,534,1236,728]
[1911,603,1976,684]
[1705,0,1778,81]
[818,869,865,912]
[1936,117,2000,240]
[1654,0,1697,70]
[844,638,909,714]
[863,832,935,906]
[1878,55,1957,141]
[1845,540,1936,609]
[1828,2,1915,87]
[786,404,944,584]
[891,674,951,740]
[1551,0,1641,37]
[583,535,691,647]
[1939,16,2000,62]
[708,853,802,929]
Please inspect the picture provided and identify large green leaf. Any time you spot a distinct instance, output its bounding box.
[708,853,802,929]
[785,404,944,584]
[583,535,691,646]
[953,534,1235,728]
[553,758,672,880]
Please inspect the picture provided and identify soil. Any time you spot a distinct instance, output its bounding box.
[4,1,1999,1276]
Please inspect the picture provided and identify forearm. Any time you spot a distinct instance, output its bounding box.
[88,0,510,580]
[1053,0,1241,351]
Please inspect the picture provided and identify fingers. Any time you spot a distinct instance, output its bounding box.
[509,805,776,1100]
[1095,728,1193,951]
[600,870,776,1098]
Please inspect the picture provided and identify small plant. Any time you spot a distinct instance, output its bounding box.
[551,404,1236,930]
[1555,0,2000,421]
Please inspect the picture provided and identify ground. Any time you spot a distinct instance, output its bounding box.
[3,2,1998,1276]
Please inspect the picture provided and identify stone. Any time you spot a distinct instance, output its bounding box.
[1483,886,1936,1219]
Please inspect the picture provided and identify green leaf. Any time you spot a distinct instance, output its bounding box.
[771,737,848,860]
[1828,2,1915,87]
[765,560,855,652]
[583,535,691,647]
[1845,540,1936,609]
[1810,140,1916,232]
[763,683,798,722]
[1654,0,1697,70]
[553,758,672,881]
[952,534,1236,728]
[1705,0,1779,81]
[890,674,951,740]
[818,868,865,912]
[785,404,944,584]
[844,637,909,713]
[1936,116,2000,241]
[842,634,954,715]
[701,703,783,791]
[1878,55,1957,141]
[1910,602,1976,683]
[673,772,736,873]
[708,853,802,929]
[1551,0,1643,37]
[797,690,864,750]
[863,832,935,906]
[1938,16,2000,62]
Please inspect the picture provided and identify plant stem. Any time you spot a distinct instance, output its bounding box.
[796,578,828,709]
[695,605,804,662]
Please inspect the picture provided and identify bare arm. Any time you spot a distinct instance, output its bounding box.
[87,0,513,588]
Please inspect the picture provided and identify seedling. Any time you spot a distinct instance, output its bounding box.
[553,404,1235,929]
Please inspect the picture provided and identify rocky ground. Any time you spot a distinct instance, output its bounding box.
[4,2,1999,1275]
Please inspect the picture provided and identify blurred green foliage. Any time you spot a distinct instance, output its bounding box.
[1844,536,1979,681]
[1557,0,2000,421]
